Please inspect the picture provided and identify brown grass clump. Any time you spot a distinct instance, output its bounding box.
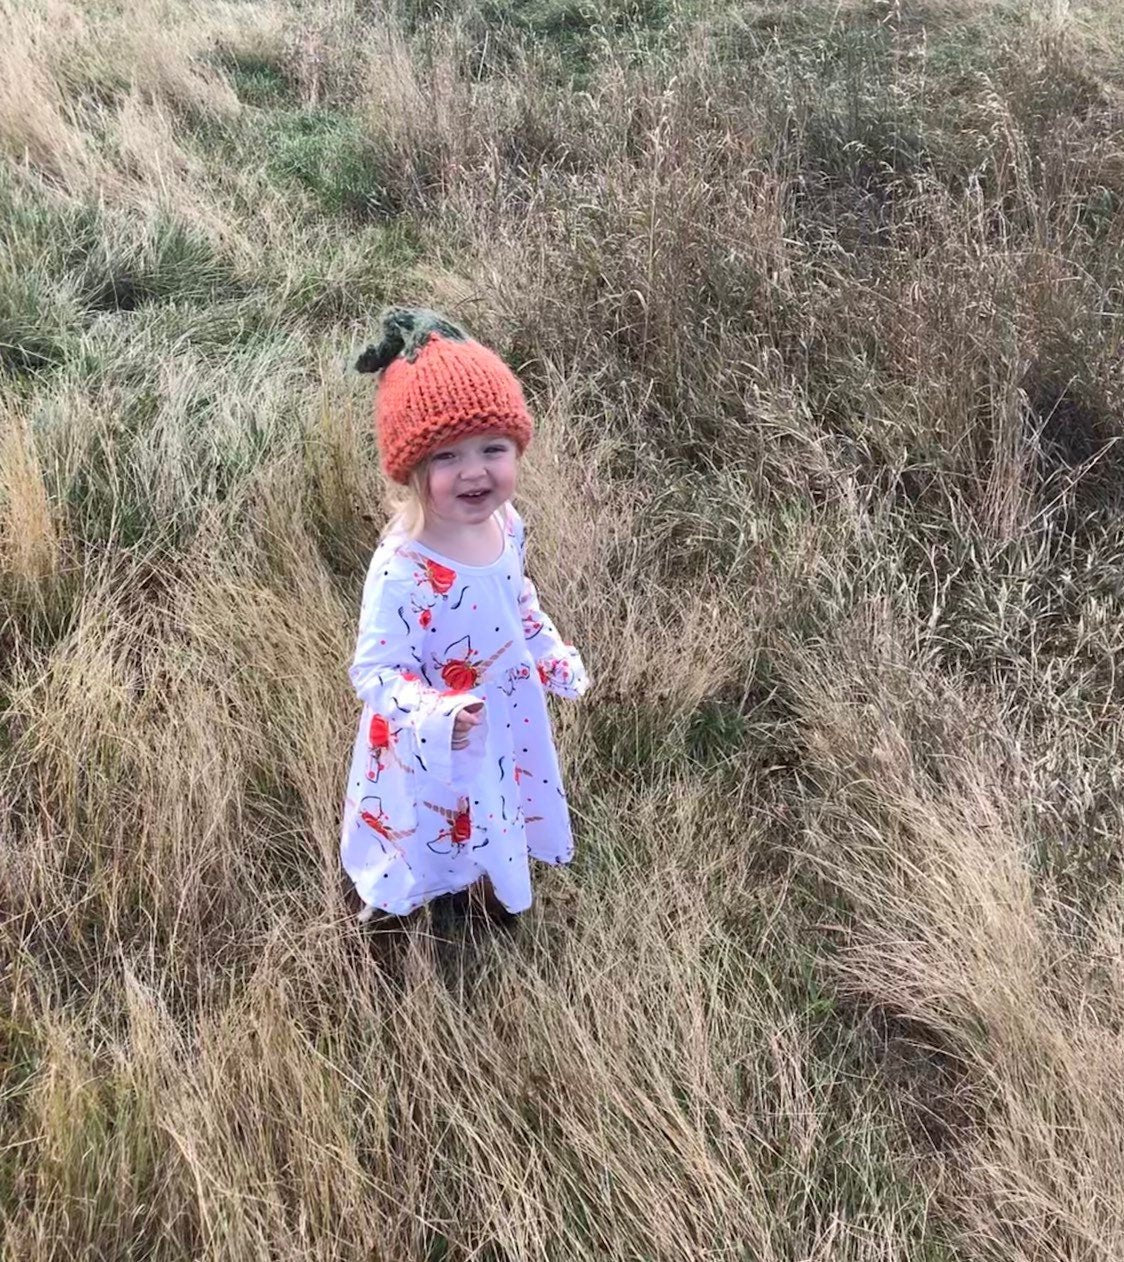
[3,0,1124,1258]
[0,402,59,587]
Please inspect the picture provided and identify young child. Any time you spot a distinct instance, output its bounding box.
[340,307,591,923]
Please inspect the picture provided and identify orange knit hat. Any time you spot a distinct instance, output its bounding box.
[355,307,533,485]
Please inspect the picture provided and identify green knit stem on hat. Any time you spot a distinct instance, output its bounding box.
[355,307,469,373]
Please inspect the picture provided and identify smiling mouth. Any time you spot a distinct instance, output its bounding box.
[458,490,490,501]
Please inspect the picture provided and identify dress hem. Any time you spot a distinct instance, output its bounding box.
[353,853,573,919]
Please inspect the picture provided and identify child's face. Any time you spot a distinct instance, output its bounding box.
[423,432,519,527]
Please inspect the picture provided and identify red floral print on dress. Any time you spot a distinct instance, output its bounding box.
[405,592,437,630]
[436,634,513,693]
[423,796,487,854]
[357,794,417,858]
[402,550,456,594]
[536,656,574,689]
[499,662,531,696]
[365,712,414,782]
[498,755,533,785]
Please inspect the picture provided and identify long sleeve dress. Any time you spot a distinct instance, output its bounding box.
[339,500,591,917]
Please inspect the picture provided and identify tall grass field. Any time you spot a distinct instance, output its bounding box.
[3,0,1124,1257]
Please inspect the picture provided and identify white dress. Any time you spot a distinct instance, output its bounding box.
[339,500,591,916]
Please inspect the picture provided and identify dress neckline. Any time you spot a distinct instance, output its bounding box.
[408,507,510,572]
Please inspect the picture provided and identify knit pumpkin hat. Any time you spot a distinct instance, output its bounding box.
[355,307,534,485]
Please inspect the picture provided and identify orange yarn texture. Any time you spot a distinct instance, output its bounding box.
[375,333,533,484]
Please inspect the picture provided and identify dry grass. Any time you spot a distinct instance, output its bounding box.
[3,0,1124,1258]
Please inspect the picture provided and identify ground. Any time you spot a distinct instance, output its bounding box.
[2,1,1124,1258]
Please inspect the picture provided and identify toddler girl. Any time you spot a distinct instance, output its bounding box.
[340,307,591,923]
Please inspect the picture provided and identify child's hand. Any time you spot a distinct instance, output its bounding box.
[452,701,484,750]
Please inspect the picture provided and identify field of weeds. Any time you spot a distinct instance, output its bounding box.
[3,0,1124,1257]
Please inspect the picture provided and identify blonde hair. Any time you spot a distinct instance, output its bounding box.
[379,460,430,542]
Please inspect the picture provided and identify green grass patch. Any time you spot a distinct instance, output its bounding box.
[460,0,683,85]
[213,49,298,108]
[266,109,402,220]
[75,216,244,314]
[0,171,247,380]
[42,322,307,551]
[275,220,421,322]
[0,177,94,377]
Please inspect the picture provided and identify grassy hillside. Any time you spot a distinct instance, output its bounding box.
[3,0,1124,1257]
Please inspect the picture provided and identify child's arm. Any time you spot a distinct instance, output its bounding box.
[506,503,591,700]
[519,576,591,698]
[349,562,485,784]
